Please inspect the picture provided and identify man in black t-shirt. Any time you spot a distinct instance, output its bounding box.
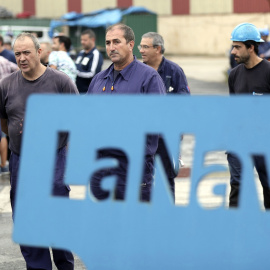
[228,23,270,209]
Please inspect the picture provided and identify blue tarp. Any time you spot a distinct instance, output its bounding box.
[49,7,155,37]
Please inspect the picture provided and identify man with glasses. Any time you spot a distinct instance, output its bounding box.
[87,24,165,202]
[139,32,190,198]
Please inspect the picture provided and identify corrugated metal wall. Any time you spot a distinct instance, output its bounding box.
[23,0,35,15]
[82,0,116,13]
[134,0,172,15]
[2,0,270,17]
[36,0,67,18]
[172,0,189,15]
[0,0,22,15]
[68,0,81,13]
[190,0,233,14]
[117,0,133,8]
[234,0,270,13]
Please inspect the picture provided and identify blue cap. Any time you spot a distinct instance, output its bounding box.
[231,23,264,42]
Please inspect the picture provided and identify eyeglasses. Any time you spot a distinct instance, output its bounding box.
[137,45,156,50]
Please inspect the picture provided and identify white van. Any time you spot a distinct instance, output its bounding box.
[0,25,51,43]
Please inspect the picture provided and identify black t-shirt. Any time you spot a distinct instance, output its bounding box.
[228,59,270,95]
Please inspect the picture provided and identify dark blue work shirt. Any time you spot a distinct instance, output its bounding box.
[87,57,165,183]
[88,56,165,95]
[158,57,190,94]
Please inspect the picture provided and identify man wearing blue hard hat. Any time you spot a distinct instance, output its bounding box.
[228,23,270,209]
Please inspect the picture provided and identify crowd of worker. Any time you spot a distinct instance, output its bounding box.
[0,22,268,269]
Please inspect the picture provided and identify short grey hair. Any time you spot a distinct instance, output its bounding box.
[12,32,40,51]
[142,32,165,54]
[106,23,135,43]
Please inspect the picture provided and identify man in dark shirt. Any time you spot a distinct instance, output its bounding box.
[75,29,103,94]
[139,32,190,198]
[87,24,165,202]
[139,32,190,94]
[228,23,270,209]
[0,32,78,270]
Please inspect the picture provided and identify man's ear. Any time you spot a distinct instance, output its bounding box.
[37,48,42,56]
[129,40,135,51]
[156,45,162,54]
[59,42,65,51]
[249,44,255,53]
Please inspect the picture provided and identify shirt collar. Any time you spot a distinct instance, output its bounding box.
[157,56,165,74]
[84,47,96,54]
[103,55,137,81]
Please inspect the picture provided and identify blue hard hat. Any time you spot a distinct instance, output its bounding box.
[231,23,264,42]
[259,28,269,36]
